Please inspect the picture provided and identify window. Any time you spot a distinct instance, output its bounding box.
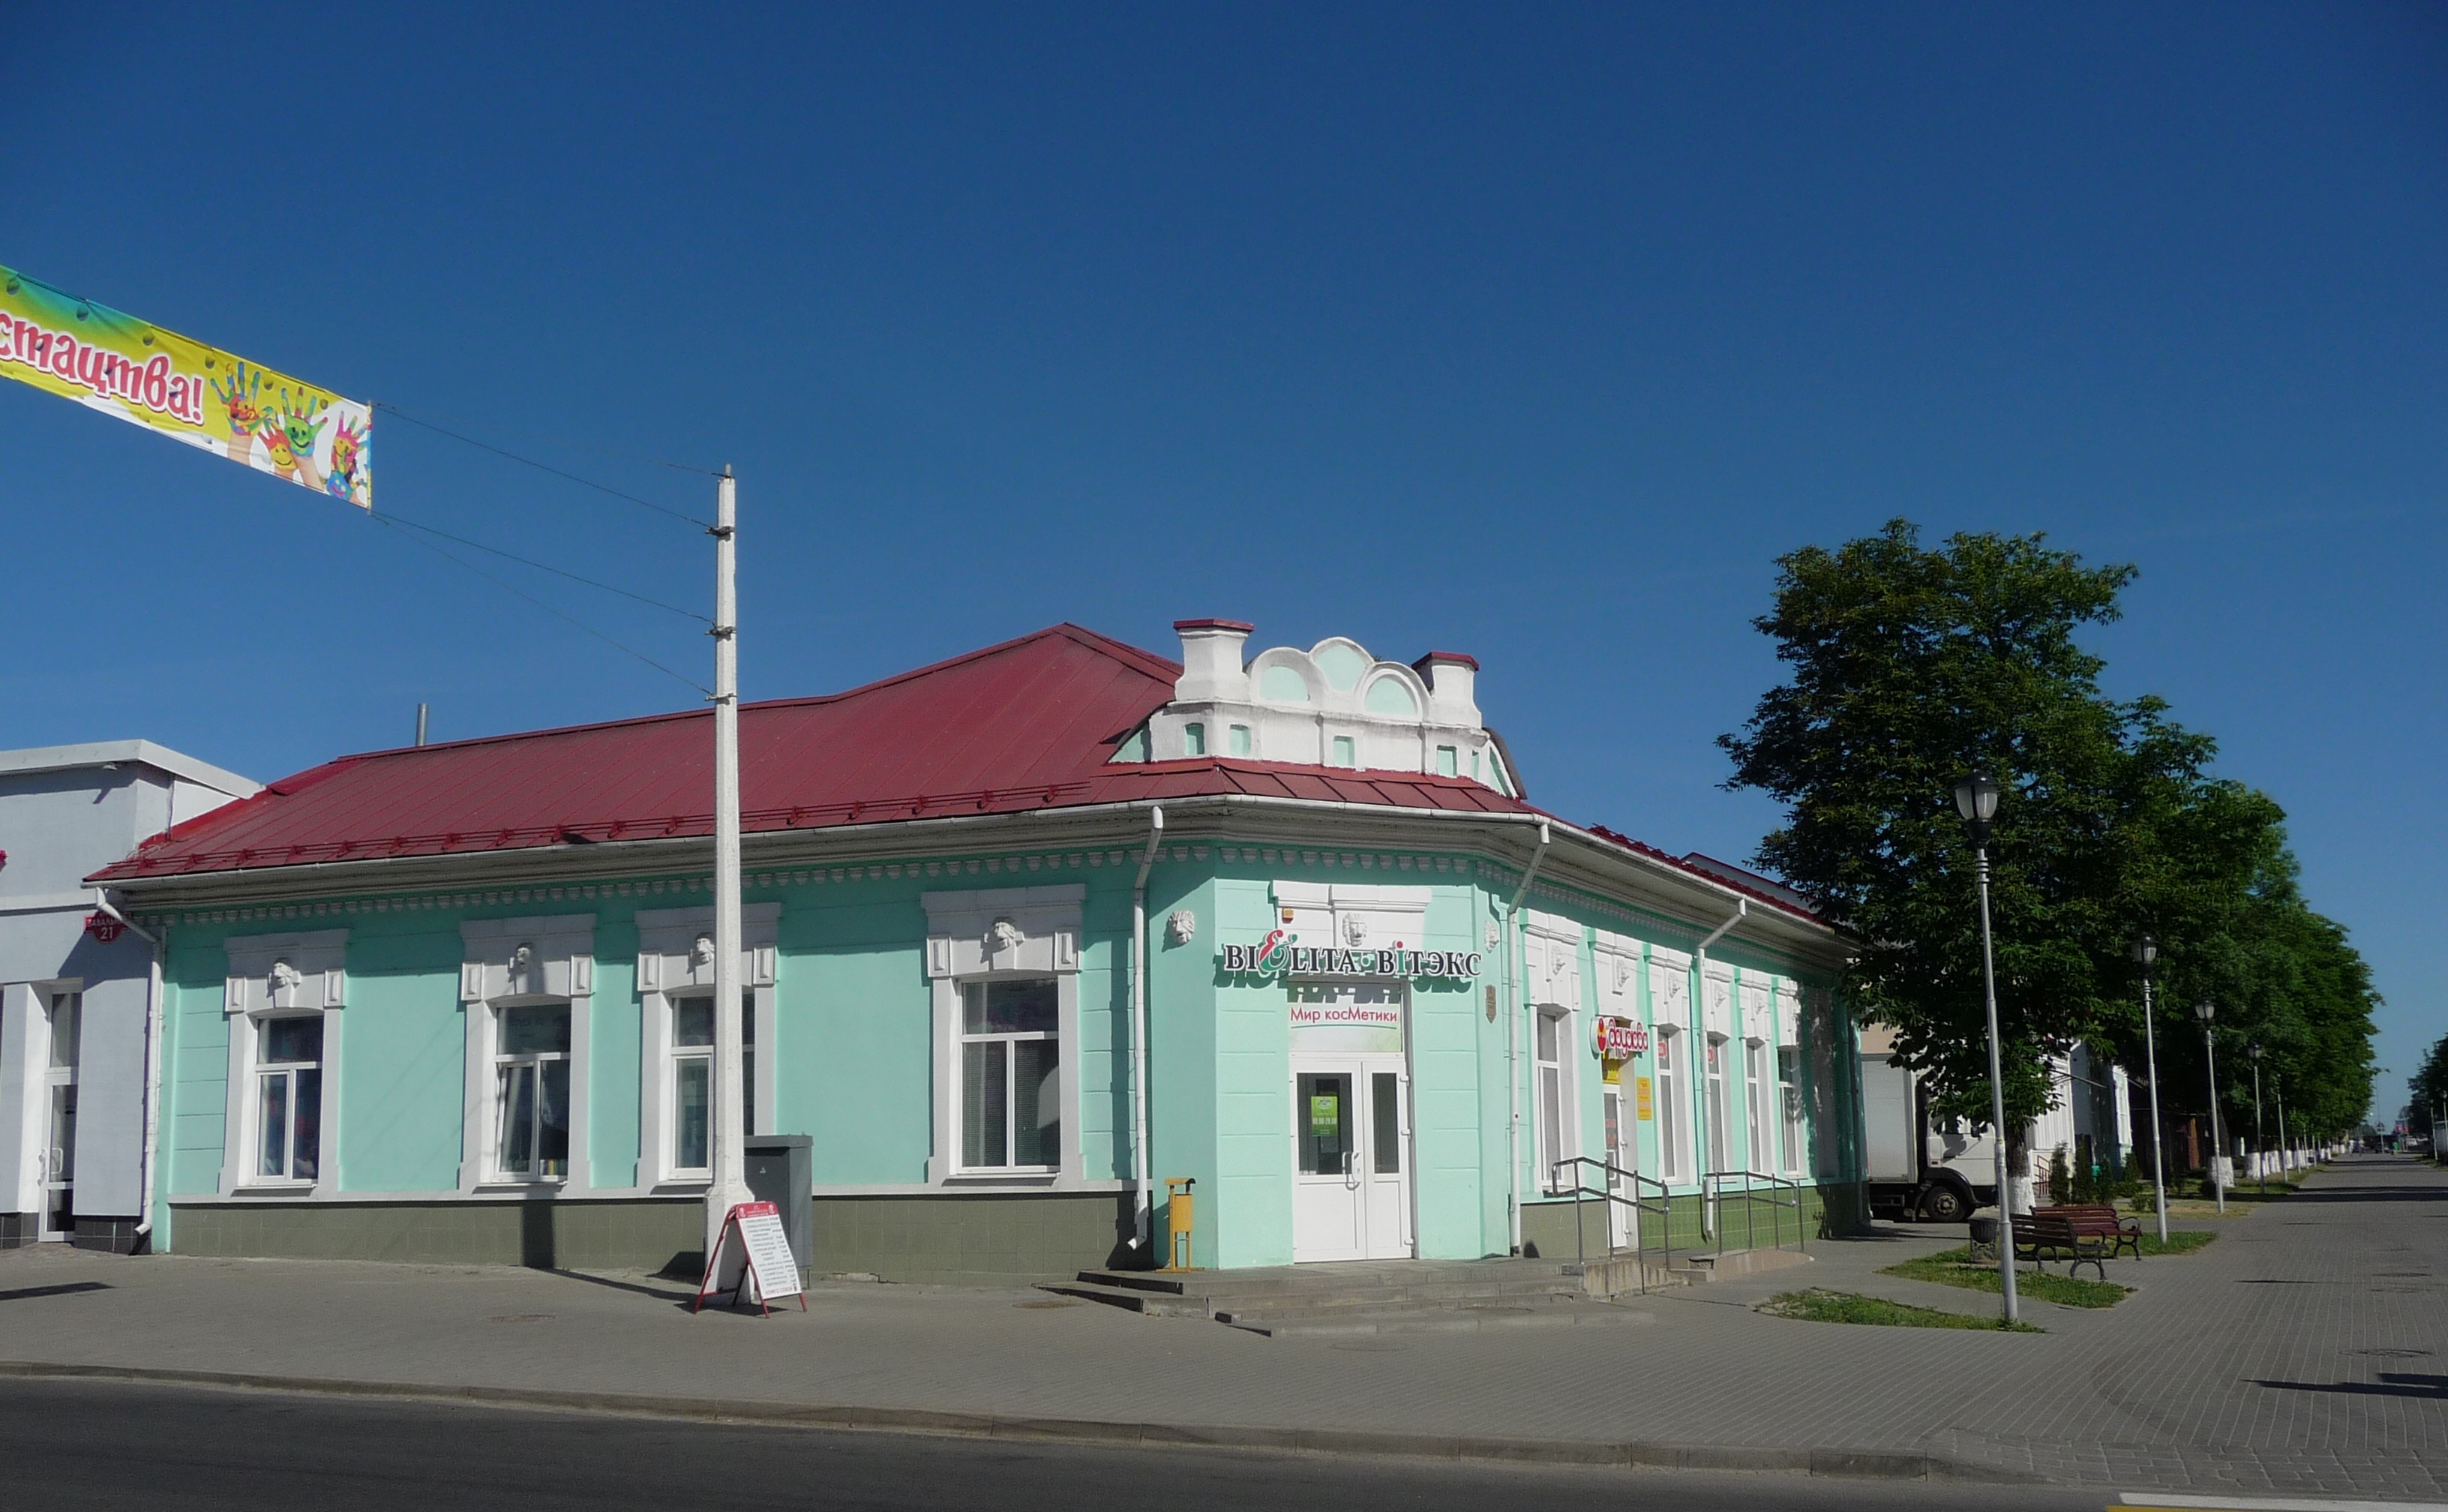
[46,991,80,1070]
[1184,722,1206,757]
[1228,724,1252,757]
[1330,735,1356,767]
[1655,1027,1688,1182]
[1434,746,1458,777]
[1536,1006,1571,1191]
[1745,1040,1772,1174]
[1778,1044,1805,1174]
[1372,1071,1401,1174]
[670,994,756,1174]
[256,1016,322,1182]
[1705,1035,1730,1174]
[959,978,1060,1170]
[494,1004,571,1180]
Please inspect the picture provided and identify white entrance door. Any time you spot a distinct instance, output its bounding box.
[1604,1084,1639,1248]
[1291,1055,1411,1262]
[39,992,80,1243]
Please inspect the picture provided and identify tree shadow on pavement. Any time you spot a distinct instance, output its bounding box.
[2272,1186,2448,1203]
[2253,1374,2448,1400]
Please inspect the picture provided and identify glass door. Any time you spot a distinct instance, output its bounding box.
[40,993,80,1242]
[1360,1067,1409,1258]
[1292,1068,1363,1262]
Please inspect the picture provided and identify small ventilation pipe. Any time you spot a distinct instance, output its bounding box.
[1502,817,1552,1253]
[1128,806,1165,1252]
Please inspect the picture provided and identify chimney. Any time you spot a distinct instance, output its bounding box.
[1412,650,1480,724]
[1174,619,1254,704]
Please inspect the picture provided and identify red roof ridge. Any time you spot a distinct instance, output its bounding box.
[326,623,1181,766]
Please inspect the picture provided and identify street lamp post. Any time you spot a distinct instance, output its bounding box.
[2131,934,2169,1244]
[2195,1000,2224,1216]
[2248,1044,2266,1196]
[1955,773,2018,1327]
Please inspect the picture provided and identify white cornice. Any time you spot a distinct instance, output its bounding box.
[0,740,258,795]
[101,792,1844,965]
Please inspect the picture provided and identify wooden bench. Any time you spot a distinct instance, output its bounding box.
[2012,1212,2110,1280]
[2042,1202,2141,1260]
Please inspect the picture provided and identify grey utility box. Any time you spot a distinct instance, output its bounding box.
[742,1134,814,1285]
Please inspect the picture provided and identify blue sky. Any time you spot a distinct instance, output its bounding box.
[4,4,2440,1118]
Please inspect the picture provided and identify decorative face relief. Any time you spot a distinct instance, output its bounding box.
[1167,908,1198,946]
[1341,913,1370,947]
[692,934,716,968]
[990,917,1027,955]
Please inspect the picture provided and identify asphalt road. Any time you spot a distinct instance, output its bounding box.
[0,1376,2112,1511]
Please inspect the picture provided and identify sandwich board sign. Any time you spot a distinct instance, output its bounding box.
[694,1200,806,1316]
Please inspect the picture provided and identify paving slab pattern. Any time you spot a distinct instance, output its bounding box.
[1,1154,2438,1498]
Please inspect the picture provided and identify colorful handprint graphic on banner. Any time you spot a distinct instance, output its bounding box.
[1,262,372,508]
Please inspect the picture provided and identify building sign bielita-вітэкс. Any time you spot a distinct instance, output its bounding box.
[1220,929,1483,981]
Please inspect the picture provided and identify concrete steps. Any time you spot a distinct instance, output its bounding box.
[1042,1255,1688,1335]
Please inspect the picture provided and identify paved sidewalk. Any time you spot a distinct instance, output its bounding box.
[3,1155,2440,1498]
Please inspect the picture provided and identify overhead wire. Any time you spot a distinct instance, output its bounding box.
[368,513,711,696]
[371,399,723,476]
[373,403,714,527]
[376,509,710,623]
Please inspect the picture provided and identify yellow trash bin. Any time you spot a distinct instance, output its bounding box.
[1162,1177,1197,1271]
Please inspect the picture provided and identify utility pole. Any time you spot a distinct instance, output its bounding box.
[2196,1001,2224,1216]
[704,466,750,1261]
[2275,1072,2287,1176]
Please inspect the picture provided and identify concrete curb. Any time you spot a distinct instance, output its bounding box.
[0,1358,2042,1484]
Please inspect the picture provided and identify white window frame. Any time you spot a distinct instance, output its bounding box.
[1522,911,1584,1195]
[1705,1033,1732,1177]
[220,930,348,1198]
[459,916,595,1194]
[1646,946,1694,1186]
[491,1001,576,1182]
[1772,980,1807,1176]
[253,1012,326,1184]
[1534,1004,1576,1192]
[922,884,1082,1187]
[637,904,779,1192]
[955,976,1064,1173]
[1744,1034,1772,1176]
[1654,1024,1690,1184]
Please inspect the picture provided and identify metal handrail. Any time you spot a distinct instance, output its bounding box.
[1546,1155,1673,1294]
[1700,1168,1808,1257]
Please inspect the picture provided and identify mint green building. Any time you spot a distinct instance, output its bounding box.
[97,622,1862,1282]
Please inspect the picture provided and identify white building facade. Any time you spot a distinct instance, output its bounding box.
[1,742,256,1250]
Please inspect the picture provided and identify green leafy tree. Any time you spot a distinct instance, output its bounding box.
[1720,519,2374,1179]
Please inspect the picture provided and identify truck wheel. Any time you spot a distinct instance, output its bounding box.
[1919,1184,1970,1223]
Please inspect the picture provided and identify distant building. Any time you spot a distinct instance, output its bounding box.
[94,623,1862,1280]
[3,742,257,1249]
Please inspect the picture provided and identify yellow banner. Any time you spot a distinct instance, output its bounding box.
[1,263,370,507]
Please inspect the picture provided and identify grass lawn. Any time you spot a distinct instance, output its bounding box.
[1760,1288,2042,1333]
[2134,1228,2216,1257]
[1880,1246,2131,1308]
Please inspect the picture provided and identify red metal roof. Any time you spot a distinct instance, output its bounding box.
[88,621,1820,925]
[91,623,1537,884]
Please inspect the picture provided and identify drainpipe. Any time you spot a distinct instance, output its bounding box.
[1693,898,1746,1228]
[1128,806,1165,1253]
[92,892,164,1246]
[1503,818,1552,1252]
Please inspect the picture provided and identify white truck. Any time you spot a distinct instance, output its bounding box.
[1859,1036,1997,1223]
